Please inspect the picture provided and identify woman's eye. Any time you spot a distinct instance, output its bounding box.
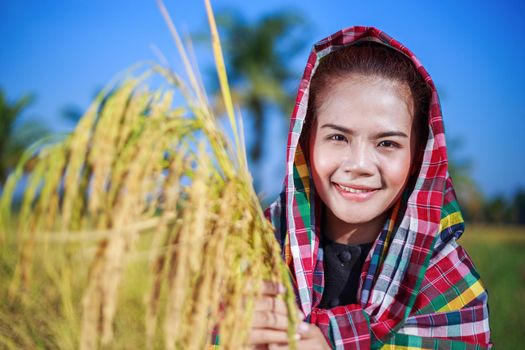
[378,140,399,148]
[328,134,347,142]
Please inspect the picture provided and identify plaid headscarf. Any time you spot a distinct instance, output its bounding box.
[265,26,491,349]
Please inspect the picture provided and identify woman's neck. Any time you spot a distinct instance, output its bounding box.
[323,208,387,245]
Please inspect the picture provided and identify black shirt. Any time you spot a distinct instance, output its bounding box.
[318,238,374,309]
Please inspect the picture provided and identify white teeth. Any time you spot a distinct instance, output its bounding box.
[337,184,374,193]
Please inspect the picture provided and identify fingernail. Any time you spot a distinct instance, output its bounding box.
[294,333,301,340]
[298,322,309,333]
[278,284,285,294]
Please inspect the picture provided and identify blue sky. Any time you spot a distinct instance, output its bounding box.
[1,0,524,199]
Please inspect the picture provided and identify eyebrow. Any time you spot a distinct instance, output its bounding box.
[320,123,409,138]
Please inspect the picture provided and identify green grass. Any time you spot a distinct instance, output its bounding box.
[459,224,525,349]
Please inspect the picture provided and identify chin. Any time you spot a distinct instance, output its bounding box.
[338,214,378,225]
[331,208,374,224]
[331,203,390,225]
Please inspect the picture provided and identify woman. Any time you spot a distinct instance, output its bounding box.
[249,26,491,349]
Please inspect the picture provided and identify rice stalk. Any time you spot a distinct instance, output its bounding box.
[0,0,297,349]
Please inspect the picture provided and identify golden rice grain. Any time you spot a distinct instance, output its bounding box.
[0,1,298,349]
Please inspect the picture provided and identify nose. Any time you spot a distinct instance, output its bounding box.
[341,141,375,176]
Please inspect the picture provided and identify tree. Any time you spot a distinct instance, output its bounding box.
[213,9,309,189]
[446,136,484,221]
[510,188,525,224]
[483,195,511,224]
[0,90,47,184]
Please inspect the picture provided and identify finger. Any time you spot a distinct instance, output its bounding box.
[267,345,287,350]
[245,345,271,350]
[248,345,267,350]
[252,310,290,330]
[248,329,290,345]
[266,343,291,350]
[274,336,329,350]
[294,338,328,350]
[261,280,285,296]
[265,336,307,350]
[254,296,288,316]
[296,322,319,339]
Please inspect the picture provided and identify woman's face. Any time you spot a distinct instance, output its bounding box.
[309,74,417,234]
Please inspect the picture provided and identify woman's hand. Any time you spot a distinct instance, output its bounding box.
[248,281,291,347]
[247,281,331,350]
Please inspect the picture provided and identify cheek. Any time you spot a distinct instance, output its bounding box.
[383,151,413,188]
[311,143,339,180]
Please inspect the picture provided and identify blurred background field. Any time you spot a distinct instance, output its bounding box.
[460,225,525,348]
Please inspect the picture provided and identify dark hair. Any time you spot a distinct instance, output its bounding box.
[301,41,431,154]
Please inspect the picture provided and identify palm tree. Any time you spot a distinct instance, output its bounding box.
[0,89,46,185]
[214,9,309,189]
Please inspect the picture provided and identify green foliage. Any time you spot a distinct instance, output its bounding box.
[0,90,48,184]
[468,189,525,225]
[510,189,525,224]
[446,136,485,221]
[483,195,512,223]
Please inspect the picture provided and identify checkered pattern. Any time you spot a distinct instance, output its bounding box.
[265,26,491,349]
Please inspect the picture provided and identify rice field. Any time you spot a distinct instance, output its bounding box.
[0,1,299,349]
[459,224,525,348]
[0,66,293,350]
